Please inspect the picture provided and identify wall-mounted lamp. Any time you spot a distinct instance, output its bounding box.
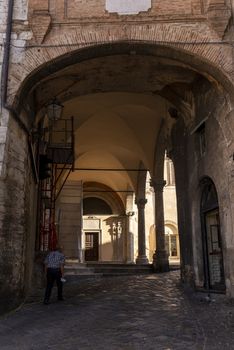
[47,98,64,121]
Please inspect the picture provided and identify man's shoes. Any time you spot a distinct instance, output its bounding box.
[43,299,49,305]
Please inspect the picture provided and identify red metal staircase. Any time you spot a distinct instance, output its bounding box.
[39,118,75,251]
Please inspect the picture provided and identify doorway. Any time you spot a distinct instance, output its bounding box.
[85,232,99,261]
[201,179,225,291]
[203,209,225,290]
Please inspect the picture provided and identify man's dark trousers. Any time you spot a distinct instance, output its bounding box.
[44,268,63,302]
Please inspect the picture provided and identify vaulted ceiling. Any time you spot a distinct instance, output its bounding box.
[30,52,206,201]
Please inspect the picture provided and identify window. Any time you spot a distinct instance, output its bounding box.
[83,197,112,215]
[165,226,179,258]
[196,123,206,156]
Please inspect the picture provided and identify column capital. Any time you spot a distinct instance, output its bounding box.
[150,179,166,192]
[135,198,147,208]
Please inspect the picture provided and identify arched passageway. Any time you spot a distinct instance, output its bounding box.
[2,41,234,313]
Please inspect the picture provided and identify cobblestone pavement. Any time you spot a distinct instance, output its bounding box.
[0,271,234,350]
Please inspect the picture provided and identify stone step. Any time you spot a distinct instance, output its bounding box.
[85,263,153,275]
[65,273,104,283]
[64,262,179,279]
[64,263,102,282]
[64,262,154,277]
[65,264,95,275]
[91,268,153,274]
[65,270,95,275]
[170,264,181,271]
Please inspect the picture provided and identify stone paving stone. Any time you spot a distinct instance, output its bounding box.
[0,271,234,349]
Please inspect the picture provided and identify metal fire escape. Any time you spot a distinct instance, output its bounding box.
[39,117,74,251]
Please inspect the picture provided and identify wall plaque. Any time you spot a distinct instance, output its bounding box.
[83,218,100,230]
[105,0,151,15]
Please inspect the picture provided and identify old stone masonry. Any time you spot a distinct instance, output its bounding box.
[1,3,234,349]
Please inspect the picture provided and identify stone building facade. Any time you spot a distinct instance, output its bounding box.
[55,161,178,266]
[1,0,234,313]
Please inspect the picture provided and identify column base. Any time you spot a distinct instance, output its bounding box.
[136,255,149,265]
[153,250,169,272]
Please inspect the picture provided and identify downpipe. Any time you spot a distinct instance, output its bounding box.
[1,0,14,107]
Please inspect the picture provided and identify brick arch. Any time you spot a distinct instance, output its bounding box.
[9,24,234,109]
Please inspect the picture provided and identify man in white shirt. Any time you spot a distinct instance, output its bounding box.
[43,246,65,305]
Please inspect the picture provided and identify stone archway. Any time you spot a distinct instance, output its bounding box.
[7,29,234,111]
[1,37,234,313]
[18,45,234,278]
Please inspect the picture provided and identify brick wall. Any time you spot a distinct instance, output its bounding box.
[3,0,231,109]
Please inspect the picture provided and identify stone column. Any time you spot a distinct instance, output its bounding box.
[150,179,169,272]
[125,211,135,263]
[135,198,149,264]
[125,194,135,263]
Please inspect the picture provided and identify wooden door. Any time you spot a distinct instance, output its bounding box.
[85,232,99,261]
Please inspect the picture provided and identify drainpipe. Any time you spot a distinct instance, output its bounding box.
[1,0,14,107]
[1,0,29,135]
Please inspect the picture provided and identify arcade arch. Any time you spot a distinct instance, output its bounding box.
[3,41,234,310]
[27,43,234,278]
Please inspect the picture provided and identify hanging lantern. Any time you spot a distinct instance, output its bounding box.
[47,98,64,121]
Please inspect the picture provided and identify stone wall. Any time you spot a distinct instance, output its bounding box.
[0,116,37,313]
[0,0,36,313]
[0,0,234,312]
[170,80,234,294]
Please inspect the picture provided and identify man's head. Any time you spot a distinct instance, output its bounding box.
[54,245,63,252]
